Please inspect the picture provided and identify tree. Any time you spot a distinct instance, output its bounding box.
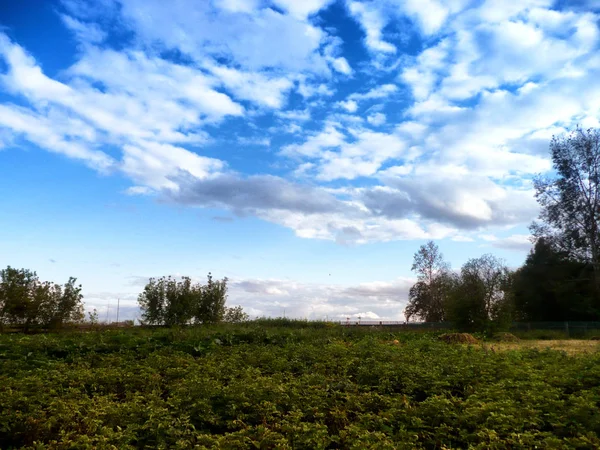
[405,241,452,322]
[138,276,200,326]
[138,273,229,326]
[0,266,84,329]
[195,273,228,324]
[447,254,513,332]
[223,305,249,323]
[138,277,167,325]
[532,128,600,293]
[0,267,37,326]
[511,238,597,321]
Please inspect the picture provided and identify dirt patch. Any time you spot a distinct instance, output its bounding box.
[492,332,520,342]
[439,333,478,344]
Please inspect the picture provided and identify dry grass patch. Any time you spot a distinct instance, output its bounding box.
[439,333,478,344]
[492,332,519,342]
[485,340,600,355]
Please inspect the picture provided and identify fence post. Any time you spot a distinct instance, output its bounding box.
[527,322,531,332]
[565,321,569,338]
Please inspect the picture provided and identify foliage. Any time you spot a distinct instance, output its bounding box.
[405,245,514,333]
[446,254,514,333]
[532,127,600,289]
[138,273,231,326]
[0,266,84,329]
[196,273,228,324]
[87,308,99,325]
[512,238,598,321]
[224,305,250,323]
[1,326,600,449]
[405,241,453,322]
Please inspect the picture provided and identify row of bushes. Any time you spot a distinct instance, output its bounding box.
[0,266,249,330]
[0,267,84,330]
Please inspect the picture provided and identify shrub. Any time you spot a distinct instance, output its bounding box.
[138,273,234,326]
[0,266,84,330]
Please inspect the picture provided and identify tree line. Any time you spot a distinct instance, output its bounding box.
[0,267,248,329]
[406,128,600,331]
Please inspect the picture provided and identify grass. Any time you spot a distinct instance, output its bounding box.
[482,339,600,355]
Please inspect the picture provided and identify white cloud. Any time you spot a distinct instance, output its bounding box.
[3,0,600,248]
[277,109,311,121]
[347,1,397,53]
[216,0,262,13]
[205,63,294,109]
[237,136,271,146]
[349,83,398,101]
[296,80,335,98]
[229,276,414,320]
[60,14,107,43]
[271,0,333,20]
[367,112,386,126]
[331,57,353,75]
[281,124,346,158]
[490,234,533,251]
[100,274,415,321]
[398,0,450,35]
[283,125,410,181]
[0,103,114,171]
[117,0,330,73]
[337,100,358,112]
[0,34,238,188]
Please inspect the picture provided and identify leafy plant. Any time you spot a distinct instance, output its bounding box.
[1,326,600,449]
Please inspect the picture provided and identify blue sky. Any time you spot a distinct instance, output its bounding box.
[1,0,600,321]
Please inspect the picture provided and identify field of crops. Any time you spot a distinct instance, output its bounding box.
[2,325,600,449]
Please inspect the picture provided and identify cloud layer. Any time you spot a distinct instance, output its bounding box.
[1,0,600,246]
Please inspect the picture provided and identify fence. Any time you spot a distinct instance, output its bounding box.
[338,320,600,336]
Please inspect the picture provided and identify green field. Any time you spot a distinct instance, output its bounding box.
[2,325,600,449]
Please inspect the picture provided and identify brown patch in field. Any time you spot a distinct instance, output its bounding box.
[492,332,520,342]
[485,340,600,355]
[439,333,478,344]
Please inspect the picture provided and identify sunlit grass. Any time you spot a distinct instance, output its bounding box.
[483,339,600,355]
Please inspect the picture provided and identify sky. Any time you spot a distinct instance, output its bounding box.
[1,0,600,322]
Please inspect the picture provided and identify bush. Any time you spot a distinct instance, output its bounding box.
[0,266,84,330]
[138,273,234,326]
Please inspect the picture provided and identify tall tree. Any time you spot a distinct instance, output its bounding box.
[512,238,597,321]
[405,241,452,322]
[532,127,600,292]
[447,254,513,332]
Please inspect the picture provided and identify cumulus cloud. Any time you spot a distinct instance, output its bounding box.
[86,275,414,322]
[229,276,414,320]
[483,234,534,251]
[282,125,410,181]
[2,0,600,248]
[60,14,107,43]
[367,112,386,126]
[166,173,348,216]
[347,1,397,53]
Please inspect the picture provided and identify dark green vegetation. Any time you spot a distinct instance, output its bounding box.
[0,267,84,331]
[137,273,242,326]
[406,128,600,330]
[2,325,600,449]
